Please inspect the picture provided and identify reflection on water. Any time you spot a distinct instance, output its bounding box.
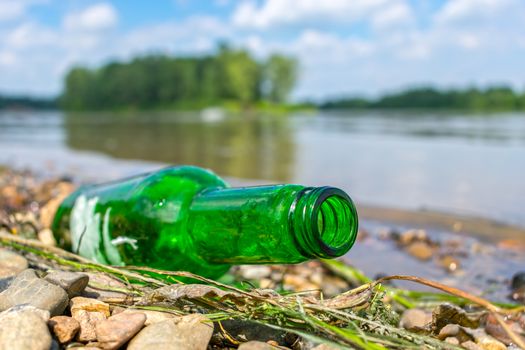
[64,112,294,181]
[1,110,525,226]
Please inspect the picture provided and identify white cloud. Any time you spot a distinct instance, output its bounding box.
[435,0,516,23]
[232,0,390,29]
[371,2,415,31]
[0,0,46,22]
[63,3,118,31]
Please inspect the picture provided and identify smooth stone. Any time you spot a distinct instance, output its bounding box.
[49,315,80,343]
[0,269,68,316]
[399,309,432,331]
[511,271,525,290]
[0,304,52,350]
[238,341,281,349]
[3,304,50,322]
[74,310,106,342]
[437,324,460,339]
[311,345,340,350]
[82,273,129,301]
[405,241,434,261]
[0,249,28,278]
[94,312,146,349]
[45,271,89,298]
[128,314,213,350]
[461,340,482,350]
[70,296,110,317]
[119,308,177,326]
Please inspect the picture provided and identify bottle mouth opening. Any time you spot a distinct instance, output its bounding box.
[292,187,359,259]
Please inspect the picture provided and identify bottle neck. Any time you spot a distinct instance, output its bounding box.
[187,184,358,264]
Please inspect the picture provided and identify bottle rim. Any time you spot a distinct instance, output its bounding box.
[290,186,359,259]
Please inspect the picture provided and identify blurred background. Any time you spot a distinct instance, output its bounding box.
[0,0,524,228]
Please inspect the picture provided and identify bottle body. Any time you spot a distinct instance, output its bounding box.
[52,166,358,279]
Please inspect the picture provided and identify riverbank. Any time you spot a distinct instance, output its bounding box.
[1,166,524,349]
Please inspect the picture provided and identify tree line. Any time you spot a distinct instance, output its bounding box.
[321,86,525,111]
[61,45,298,110]
[0,95,57,110]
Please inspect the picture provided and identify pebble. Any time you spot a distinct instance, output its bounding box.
[238,341,280,349]
[461,340,482,350]
[82,272,129,301]
[49,315,80,343]
[94,312,146,349]
[70,297,111,341]
[37,228,57,246]
[405,241,434,261]
[437,255,461,273]
[511,272,525,288]
[238,266,272,280]
[45,271,89,298]
[437,324,460,339]
[74,309,107,342]
[128,314,213,350]
[311,344,340,350]
[0,304,52,350]
[399,309,432,331]
[0,248,28,278]
[118,308,177,326]
[484,313,525,345]
[0,269,69,316]
[475,335,506,350]
[70,296,111,317]
[444,337,459,345]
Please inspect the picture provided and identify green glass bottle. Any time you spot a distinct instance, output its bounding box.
[52,166,358,279]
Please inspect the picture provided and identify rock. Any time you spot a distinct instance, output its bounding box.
[444,337,459,345]
[399,309,432,331]
[437,255,460,273]
[70,296,111,317]
[510,271,525,302]
[283,274,319,292]
[0,304,52,350]
[484,313,525,345]
[70,297,110,342]
[405,241,434,261]
[45,271,89,298]
[0,248,28,278]
[461,340,482,350]
[432,303,480,332]
[74,309,107,342]
[437,324,460,339]
[311,344,340,350]
[119,308,177,326]
[0,276,13,293]
[4,304,50,321]
[128,314,213,350]
[398,229,427,245]
[93,312,145,349]
[238,266,272,280]
[49,315,80,343]
[37,228,57,246]
[82,273,129,301]
[511,272,525,290]
[475,335,506,350]
[0,269,69,316]
[238,341,280,349]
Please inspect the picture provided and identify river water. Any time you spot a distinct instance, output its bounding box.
[2,109,524,227]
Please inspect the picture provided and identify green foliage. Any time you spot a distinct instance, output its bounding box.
[0,95,56,110]
[61,45,298,111]
[264,54,298,103]
[321,86,525,111]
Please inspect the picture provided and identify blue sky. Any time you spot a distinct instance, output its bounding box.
[1,0,524,100]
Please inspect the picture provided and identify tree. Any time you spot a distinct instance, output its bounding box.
[264,54,298,103]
